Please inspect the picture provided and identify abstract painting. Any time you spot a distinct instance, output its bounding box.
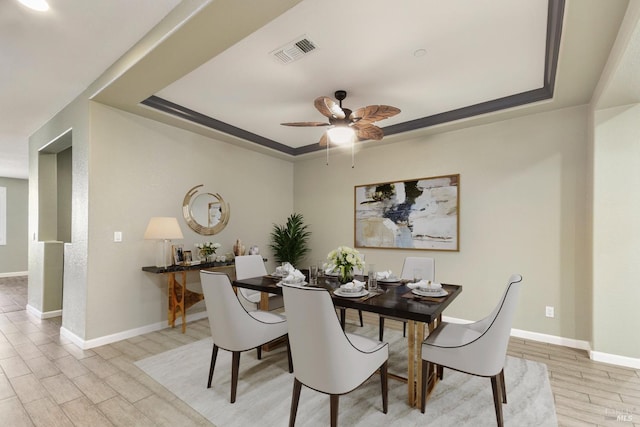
[354,175,459,251]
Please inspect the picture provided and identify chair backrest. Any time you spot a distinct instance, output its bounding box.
[353,253,365,275]
[400,257,435,281]
[463,274,523,376]
[281,284,384,394]
[200,270,273,352]
[234,255,267,302]
[234,255,268,280]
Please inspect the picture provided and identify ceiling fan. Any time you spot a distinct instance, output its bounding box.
[281,90,400,146]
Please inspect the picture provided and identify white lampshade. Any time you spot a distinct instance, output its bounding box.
[144,217,184,240]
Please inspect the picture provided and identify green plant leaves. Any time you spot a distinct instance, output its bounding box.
[269,213,311,267]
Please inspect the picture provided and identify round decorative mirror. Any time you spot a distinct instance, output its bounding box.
[182,185,230,235]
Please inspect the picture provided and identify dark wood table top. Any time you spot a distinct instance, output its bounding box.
[233,274,462,324]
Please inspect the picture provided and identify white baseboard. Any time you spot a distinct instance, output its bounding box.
[590,350,640,369]
[26,304,62,319]
[510,327,592,351]
[443,315,640,369]
[0,271,28,278]
[60,310,209,350]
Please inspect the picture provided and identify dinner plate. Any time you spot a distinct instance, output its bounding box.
[276,281,307,287]
[411,289,448,298]
[333,289,368,298]
[377,277,400,283]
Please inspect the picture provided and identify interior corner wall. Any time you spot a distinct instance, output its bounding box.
[84,102,293,340]
[29,97,90,339]
[0,177,28,274]
[592,103,640,359]
[294,105,591,342]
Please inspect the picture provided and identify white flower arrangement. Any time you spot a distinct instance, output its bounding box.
[327,246,364,277]
[195,242,221,257]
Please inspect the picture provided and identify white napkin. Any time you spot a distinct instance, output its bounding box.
[376,270,394,280]
[275,262,295,276]
[284,269,305,283]
[407,280,442,291]
[340,279,365,292]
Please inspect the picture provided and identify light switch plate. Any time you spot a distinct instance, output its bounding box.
[114,231,122,242]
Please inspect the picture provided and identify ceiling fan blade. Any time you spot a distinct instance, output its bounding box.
[319,132,328,146]
[314,97,346,120]
[354,124,384,141]
[350,105,401,125]
[280,121,330,127]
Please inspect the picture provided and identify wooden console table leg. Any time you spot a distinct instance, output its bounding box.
[178,271,187,333]
[167,273,177,328]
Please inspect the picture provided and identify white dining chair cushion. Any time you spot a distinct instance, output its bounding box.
[345,333,387,353]
[422,274,523,377]
[201,271,287,352]
[281,284,388,395]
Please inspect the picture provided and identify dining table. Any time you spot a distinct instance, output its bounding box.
[232,272,462,408]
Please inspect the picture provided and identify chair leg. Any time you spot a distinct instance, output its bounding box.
[380,361,388,414]
[286,336,293,373]
[379,316,385,342]
[420,359,429,413]
[491,375,504,427]
[256,346,262,360]
[358,310,363,327]
[207,344,218,388]
[330,394,339,427]
[289,378,302,427]
[230,351,241,403]
[339,308,346,330]
[403,321,406,337]
[437,365,444,380]
[499,369,507,403]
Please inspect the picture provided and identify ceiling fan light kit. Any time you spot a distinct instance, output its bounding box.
[281,90,400,167]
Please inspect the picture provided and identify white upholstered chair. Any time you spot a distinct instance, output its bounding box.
[281,283,389,427]
[200,270,292,403]
[378,256,435,340]
[420,274,523,426]
[234,255,284,311]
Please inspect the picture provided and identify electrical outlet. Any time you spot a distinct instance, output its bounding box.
[545,306,555,318]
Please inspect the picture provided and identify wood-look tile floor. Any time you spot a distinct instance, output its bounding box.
[0,276,638,426]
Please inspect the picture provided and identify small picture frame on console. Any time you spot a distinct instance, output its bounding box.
[183,250,193,265]
[172,244,184,265]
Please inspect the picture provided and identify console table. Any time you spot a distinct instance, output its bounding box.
[142,261,236,333]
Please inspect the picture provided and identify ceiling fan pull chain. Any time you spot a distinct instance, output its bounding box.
[326,140,330,166]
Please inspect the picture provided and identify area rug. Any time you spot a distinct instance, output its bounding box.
[136,324,557,427]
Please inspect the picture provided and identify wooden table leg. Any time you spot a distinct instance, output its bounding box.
[407,320,416,406]
[415,321,425,406]
[260,291,269,311]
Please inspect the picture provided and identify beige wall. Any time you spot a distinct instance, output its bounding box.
[84,103,293,339]
[294,105,591,341]
[592,104,640,358]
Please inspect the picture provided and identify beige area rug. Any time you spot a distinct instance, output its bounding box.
[136,324,557,427]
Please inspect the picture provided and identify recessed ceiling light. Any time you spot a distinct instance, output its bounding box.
[17,0,50,12]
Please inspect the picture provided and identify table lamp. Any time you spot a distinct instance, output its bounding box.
[144,217,184,268]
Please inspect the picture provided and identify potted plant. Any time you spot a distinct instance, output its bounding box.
[269,213,311,267]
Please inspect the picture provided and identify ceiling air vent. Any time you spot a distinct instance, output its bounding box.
[270,36,317,64]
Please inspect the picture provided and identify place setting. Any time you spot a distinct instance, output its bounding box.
[402,280,449,303]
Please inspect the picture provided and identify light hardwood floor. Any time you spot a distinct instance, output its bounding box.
[0,276,638,426]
